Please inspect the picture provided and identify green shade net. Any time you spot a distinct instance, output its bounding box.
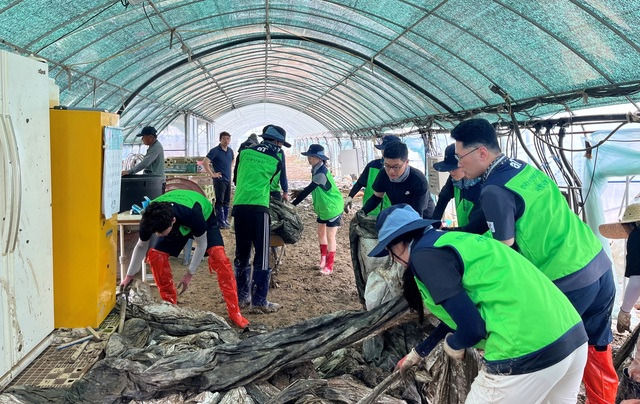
[1,0,639,142]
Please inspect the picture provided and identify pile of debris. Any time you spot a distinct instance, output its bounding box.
[269,198,304,244]
[1,282,482,403]
[349,212,406,310]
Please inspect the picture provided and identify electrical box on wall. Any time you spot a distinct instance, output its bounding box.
[427,156,450,195]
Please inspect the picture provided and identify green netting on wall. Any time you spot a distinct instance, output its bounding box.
[1,0,640,142]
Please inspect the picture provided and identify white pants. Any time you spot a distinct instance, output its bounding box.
[466,343,588,404]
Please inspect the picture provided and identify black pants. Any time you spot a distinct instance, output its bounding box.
[234,211,270,271]
[154,219,224,257]
[563,270,615,347]
[214,180,231,208]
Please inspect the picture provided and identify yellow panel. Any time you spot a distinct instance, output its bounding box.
[50,110,119,328]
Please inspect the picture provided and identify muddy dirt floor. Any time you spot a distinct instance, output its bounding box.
[117,155,636,404]
[121,155,366,331]
[120,154,636,336]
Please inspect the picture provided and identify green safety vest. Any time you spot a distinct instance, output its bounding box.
[152,190,212,236]
[234,145,281,208]
[312,169,344,220]
[503,163,602,281]
[363,165,391,217]
[270,150,284,192]
[453,186,474,227]
[413,231,582,362]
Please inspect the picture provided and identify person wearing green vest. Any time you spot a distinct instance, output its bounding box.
[451,118,618,403]
[370,204,588,402]
[430,143,487,234]
[344,135,400,216]
[361,142,435,218]
[120,190,249,328]
[233,124,288,313]
[269,148,290,201]
[292,144,344,274]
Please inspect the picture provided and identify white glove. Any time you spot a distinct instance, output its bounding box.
[443,333,465,361]
[344,196,353,213]
[395,348,422,375]
[618,310,632,333]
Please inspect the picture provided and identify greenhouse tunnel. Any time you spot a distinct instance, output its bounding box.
[4,1,640,402]
[1,0,640,143]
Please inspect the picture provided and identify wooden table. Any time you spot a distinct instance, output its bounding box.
[117,212,150,282]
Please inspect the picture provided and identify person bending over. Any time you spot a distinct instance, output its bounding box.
[121,189,249,328]
[451,118,618,402]
[371,204,587,403]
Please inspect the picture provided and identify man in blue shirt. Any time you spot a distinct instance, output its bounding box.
[203,131,234,228]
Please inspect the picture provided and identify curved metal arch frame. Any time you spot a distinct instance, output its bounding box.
[117,33,455,115]
[429,13,554,96]
[83,29,431,116]
[87,22,422,113]
[141,51,425,122]
[72,4,498,120]
[144,53,400,116]
[493,1,617,88]
[59,2,398,86]
[566,0,640,54]
[21,0,636,137]
[263,27,468,112]
[107,22,462,120]
[190,43,434,113]
[126,61,379,130]
[132,71,411,134]
[125,82,359,137]
[173,81,373,129]
[169,69,395,126]
[120,98,334,144]
[218,92,358,131]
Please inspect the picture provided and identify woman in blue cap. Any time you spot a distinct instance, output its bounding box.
[292,144,344,274]
[370,204,588,403]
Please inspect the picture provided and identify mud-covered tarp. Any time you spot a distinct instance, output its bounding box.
[1,285,409,403]
[349,213,404,310]
[269,198,304,244]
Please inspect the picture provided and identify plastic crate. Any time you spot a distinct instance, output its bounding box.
[165,163,198,173]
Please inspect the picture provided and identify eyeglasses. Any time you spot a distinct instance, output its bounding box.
[454,147,480,161]
[384,161,407,171]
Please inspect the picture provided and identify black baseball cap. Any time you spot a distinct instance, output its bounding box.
[137,126,157,137]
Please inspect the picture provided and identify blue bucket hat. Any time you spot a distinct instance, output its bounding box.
[137,126,157,137]
[433,144,459,172]
[369,204,437,257]
[260,124,291,148]
[374,135,401,150]
[301,144,329,160]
